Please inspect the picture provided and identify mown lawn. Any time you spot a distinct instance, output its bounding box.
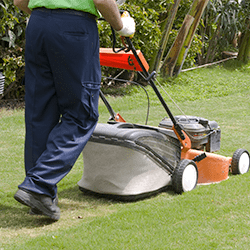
[0,61,250,249]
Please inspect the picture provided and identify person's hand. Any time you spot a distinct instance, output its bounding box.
[117,11,135,38]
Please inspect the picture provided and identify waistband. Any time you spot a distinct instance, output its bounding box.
[33,7,97,20]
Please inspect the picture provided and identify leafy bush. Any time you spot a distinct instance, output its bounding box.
[0,0,201,97]
[3,0,242,98]
[0,0,28,99]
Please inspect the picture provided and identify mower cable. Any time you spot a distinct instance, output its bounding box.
[154,77,187,119]
[154,78,218,140]
[101,75,150,125]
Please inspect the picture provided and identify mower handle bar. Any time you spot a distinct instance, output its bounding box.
[123,37,185,140]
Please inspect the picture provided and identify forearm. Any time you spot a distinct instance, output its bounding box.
[14,0,31,14]
[93,0,123,31]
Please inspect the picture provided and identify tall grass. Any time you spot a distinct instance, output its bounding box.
[0,61,250,249]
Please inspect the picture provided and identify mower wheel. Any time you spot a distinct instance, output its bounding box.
[172,159,198,194]
[231,149,250,175]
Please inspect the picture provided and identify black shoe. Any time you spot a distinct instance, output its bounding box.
[14,189,60,221]
[29,194,58,215]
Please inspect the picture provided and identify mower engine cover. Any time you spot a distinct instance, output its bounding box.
[159,115,221,152]
[78,122,181,200]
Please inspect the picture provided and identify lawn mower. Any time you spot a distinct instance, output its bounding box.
[78,13,250,200]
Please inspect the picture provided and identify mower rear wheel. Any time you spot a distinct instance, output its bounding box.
[231,149,250,175]
[172,159,198,194]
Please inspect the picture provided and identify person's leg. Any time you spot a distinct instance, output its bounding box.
[24,11,61,175]
[15,10,62,220]
[18,10,101,199]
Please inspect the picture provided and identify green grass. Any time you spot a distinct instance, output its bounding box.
[1,61,250,249]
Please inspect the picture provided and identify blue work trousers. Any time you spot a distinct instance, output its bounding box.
[19,9,101,198]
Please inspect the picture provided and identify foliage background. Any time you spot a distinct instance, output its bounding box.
[0,0,203,99]
[0,0,28,99]
[0,0,249,99]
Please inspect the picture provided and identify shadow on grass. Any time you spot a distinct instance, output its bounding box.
[0,185,176,230]
[0,186,115,229]
[0,204,56,229]
[222,59,250,71]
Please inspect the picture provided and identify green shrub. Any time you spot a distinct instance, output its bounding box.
[0,0,28,99]
[0,1,206,97]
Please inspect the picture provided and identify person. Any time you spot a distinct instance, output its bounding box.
[13,0,135,221]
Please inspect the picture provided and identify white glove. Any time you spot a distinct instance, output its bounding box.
[117,11,135,37]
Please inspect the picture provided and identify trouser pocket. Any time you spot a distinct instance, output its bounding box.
[81,82,100,121]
